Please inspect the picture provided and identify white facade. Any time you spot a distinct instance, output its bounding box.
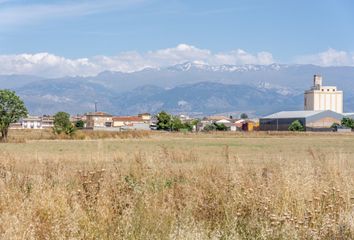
[20,116,54,129]
[304,75,343,113]
[21,116,42,129]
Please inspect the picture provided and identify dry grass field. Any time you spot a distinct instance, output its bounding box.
[1,130,354,239]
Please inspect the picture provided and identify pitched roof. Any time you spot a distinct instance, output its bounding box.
[112,116,144,122]
[263,110,326,119]
[207,115,230,121]
[262,110,344,123]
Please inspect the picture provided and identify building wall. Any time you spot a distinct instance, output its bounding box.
[304,89,343,113]
[306,117,340,129]
[86,116,112,128]
[260,118,306,131]
[22,119,42,129]
[113,120,145,127]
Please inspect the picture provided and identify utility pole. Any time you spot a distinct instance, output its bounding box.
[94,101,98,112]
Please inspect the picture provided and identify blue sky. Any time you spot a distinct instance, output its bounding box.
[1,0,354,77]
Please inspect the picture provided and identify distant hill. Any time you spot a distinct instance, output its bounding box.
[0,62,353,116]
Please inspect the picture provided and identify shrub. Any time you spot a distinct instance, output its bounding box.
[288,120,305,131]
[53,112,76,136]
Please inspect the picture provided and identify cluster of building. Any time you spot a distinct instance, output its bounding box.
[200,116,259,131]
[11,112,154,131]
[259,75,353,131]
[9,74,353,133]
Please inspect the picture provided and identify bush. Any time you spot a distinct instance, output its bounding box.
[341,117,354,129]
[288,120,305,131]
[53,112,76,136]
[75,120,85,129]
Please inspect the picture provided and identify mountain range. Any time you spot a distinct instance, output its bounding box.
[1,62,354,117]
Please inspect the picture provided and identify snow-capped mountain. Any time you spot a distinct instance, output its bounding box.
[0,63,354,115]
[165,62,288,73]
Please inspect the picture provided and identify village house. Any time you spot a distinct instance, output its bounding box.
[41,115,55,129]
[112,115,151,130]
[21,116,42,129]
[138,113,152,121]
[85,112,113,129]
[14,115,55,129]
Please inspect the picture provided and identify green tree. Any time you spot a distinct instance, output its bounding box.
[203,123,217,132]
[53,112,75,136]
[215,123,228,131]
[183,121,194,131]
[171,116,184,131]
[341,117,354,129]
[0,90,28,142]
[156,111,172,131]
[240,113,248,119]
[75,120,85,129]
[288,120,305,131]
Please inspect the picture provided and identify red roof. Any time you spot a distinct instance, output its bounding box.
[112,116,144,122]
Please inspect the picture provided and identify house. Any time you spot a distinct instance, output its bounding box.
[85,112,113,129]
[112,114,152,130]
[179,114,190,122]
[138,113,152,121]
[112,116,145,127]
[21,116,42,129]
[230,119,259,132]
[215,119,231,125]
[259,110,343,131]
[41,115,54,129]
[206,115,230,122]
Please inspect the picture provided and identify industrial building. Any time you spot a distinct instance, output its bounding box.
[304,75,343,113]
[259,110,343,131]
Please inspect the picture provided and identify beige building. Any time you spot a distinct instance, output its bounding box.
[112,116,145,127]
[304,75,343,113]
[85,112,113,129]
[138,113,151,121]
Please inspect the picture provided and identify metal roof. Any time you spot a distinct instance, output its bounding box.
[263,110,326,119]
[343,113,354,118]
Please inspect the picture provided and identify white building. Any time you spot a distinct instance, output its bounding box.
[21,116,42,129]
[20,115,54,129]
[304,75,343,113]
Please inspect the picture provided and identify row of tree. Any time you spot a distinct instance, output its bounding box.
[156,111,199,131]
[156,111,230,132]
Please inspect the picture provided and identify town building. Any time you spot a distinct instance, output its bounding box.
[112,115,151,130]
[17,115,54,129]
[85,112,113,129]
[138,113,152,121]
[304,75,343,113]
[41,115,54,129]
[259,110,343,131]
[21,116,42,129]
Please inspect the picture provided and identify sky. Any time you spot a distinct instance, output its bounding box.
[1,0,354,77]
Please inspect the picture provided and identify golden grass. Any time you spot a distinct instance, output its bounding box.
[1,132,354,239]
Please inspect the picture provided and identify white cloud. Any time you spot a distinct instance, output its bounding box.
[0,44,275,77]
[295,48,354,66]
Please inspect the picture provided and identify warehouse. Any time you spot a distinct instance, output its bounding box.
[260,110,344,131]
